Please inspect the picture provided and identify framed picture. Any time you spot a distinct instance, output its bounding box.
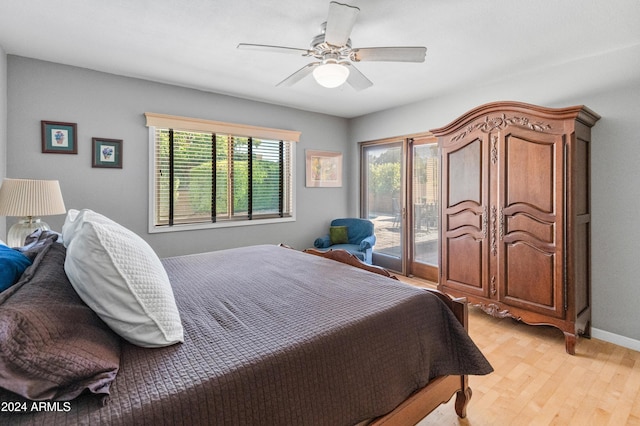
[41,121,77,154]
[305,150,342,187]
[92,138,123,168]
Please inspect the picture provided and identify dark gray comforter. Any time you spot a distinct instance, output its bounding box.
[1,244,491,425]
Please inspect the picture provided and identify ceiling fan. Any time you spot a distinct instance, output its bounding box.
[237,1,427,90]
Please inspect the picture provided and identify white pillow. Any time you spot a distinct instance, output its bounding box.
[63,209,184,347]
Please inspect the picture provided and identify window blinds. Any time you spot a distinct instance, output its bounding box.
[151,117,294,228]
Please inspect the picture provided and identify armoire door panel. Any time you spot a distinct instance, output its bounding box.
[446,235,486,294]
[448,206,482,232]
[499,128,564,317]
[447,138,483,207]
[506,213,555,245]
[504,134,557,215]
[441,134,489,295]
[502,243,560,315]
[502,230,556,253]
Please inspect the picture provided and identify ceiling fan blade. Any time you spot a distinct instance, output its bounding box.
[237,43,312,56]
[276,62,320,87]
[345,63,373,91]
[324,1,360,47]
[351,47,427,62]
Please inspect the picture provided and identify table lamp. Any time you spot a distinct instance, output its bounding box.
[0,178,66,247]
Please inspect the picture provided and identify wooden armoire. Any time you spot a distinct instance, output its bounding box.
[431,101,599,354]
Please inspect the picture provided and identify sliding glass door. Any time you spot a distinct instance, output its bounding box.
[361,141,404,272]
[361,135,439,280]
[409,138,439,281]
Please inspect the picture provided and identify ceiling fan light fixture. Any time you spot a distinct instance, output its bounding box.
[313,62,350,88]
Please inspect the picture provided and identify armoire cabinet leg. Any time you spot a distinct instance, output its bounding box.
[564,332,576,355]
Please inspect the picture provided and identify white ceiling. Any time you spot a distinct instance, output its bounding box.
[1,0,639,118]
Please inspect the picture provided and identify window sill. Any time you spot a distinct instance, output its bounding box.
[148,215,296,234]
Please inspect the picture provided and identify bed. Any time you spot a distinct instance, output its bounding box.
[0,212,492,426]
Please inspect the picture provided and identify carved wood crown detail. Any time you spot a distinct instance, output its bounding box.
[451,114,552,142]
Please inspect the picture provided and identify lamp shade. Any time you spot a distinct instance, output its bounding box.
[313,62,350,88]
[0,179,66,217]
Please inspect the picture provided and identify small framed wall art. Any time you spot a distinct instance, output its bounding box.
[92,138,123,168]
[305,149,342,187]
[41,120,77,154]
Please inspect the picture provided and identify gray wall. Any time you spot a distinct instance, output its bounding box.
[6,56,349,257]
[349,46,640,343]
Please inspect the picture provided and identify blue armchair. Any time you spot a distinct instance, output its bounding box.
[313,218,376,264]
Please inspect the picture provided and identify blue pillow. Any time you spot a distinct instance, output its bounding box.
[0,245,32,291]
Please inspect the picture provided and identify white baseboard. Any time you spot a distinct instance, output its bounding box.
[591,328,640,352]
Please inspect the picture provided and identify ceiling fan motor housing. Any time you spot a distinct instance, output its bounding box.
[311,25,353,62]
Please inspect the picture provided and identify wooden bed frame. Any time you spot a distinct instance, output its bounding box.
[302,248,472,425]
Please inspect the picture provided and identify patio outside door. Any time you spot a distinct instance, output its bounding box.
[361,141,404,273]
[409,137,439,281]
[361,135,439,280]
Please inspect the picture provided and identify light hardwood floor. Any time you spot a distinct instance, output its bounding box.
[398,277,640,426]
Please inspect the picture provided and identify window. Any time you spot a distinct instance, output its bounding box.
[146,113,299,232]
